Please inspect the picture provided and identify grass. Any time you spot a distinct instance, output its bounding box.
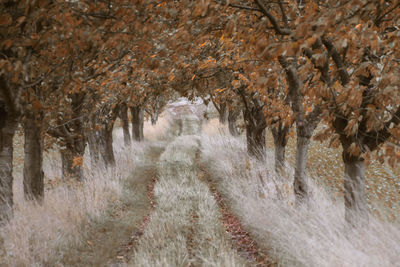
[200,121,400,266]
[0,116,171,266]
[131,119,248,266]
[264,127,400,222]
[3,100,398,266]
[60,141,165,266]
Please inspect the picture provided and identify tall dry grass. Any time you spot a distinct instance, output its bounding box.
[0,127,145,266]
[200,123,400,267]
[131,121,247,266]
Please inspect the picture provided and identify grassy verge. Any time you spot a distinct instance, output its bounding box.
[200,126,400,267]
[0,114,171,265]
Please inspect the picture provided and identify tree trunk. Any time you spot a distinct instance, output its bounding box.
[150,113,158,125]
[23,115,44,202]
[218,102,227,124]
[239,90,267,161]
[88,130,100,167]
[130,106,144,142]
[243,105,266,160]
[0,117,17,222]
[120,103,131,146]
[246,126,266,160]
[100,124,115,167]
[271,125,289,173]
[61,139,85,181]
[228,107,240,136]
[293,135,311,203]
[343,152,368,226]
[211,98,228,124]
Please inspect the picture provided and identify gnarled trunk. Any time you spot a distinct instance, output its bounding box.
[120,103,131,146]
[61,138,85,181]
[130,106,144,142]
[228,107,240,136]
[23,115,44,202]
[271,124,289,173]
[343,151,368,226]
[0,116,17,221]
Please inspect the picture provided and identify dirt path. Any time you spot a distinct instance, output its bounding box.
[60,104,268,266]
[197,156,275,267]
[60,143,165,266]
[130,134,249,266]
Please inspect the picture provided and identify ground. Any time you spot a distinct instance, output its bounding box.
[1,99,399,266]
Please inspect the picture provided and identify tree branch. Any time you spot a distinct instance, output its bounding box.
[228,3,261,12]
[254,0,291,35]
[321,36,350,86]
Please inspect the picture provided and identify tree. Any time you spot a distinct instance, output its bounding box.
[234,0,400,223]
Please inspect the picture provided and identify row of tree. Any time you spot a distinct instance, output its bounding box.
[1,0,399,227]
[0,0,171,222]
[168,0,400,226]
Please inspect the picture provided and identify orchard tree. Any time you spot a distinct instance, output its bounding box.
[224,0,400,224]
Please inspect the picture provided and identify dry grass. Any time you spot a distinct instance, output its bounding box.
[0,127,145,266]
[264,127,400,222]
[131,121,247,266]
[200,124,400,267]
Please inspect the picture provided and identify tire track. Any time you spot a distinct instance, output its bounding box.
[130,134,248,266]
[61,143,165,266]
[197,152,276,267]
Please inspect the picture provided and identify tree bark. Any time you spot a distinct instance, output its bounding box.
[130,106,144,142]
[0,116,17,222]
[120,103,131,146]
[211,98,228,124]
[61,138,85,181]
[271,124,289,173]
[279,56,321,203]
[246,125,266,160]
[293,136,310,200]
[100,123,115,167]
[239,89,267,161]
[342,150,368,226]
[218,102,227,124]
[88,130,100,167]
[243,107,266,160]
[150,112,158,125]
[23,114,44,202]
[228,107,240,136]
